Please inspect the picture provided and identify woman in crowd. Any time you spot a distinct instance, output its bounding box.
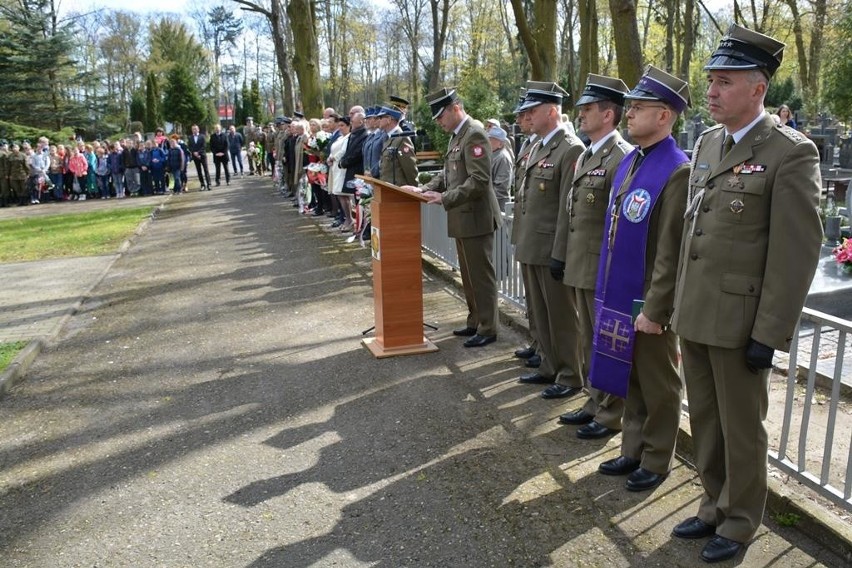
[67,147,89,200]
[48,145,65,201]
[327,116,351,229]
[776,104,797,129]
[84,144,98,198]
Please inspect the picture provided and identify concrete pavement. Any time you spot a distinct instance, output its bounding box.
[0,176,848,567]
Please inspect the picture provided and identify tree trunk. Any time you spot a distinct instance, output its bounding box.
[231,0,296,115]
[678,0,695,80]
[664,0,677,72]
[509,0,557,80]
[609,0,643,88]
[578,0,598,83]
[428,0,453,91]
[287,0,323,116]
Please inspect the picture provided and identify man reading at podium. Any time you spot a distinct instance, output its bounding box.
[401,87,502,348]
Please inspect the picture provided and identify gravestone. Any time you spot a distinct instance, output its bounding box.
[839,136,852,169]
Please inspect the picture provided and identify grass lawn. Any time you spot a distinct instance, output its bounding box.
[0,206,152,263]
[0,341,28,372]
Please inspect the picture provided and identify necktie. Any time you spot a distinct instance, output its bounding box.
[722,134,735,158]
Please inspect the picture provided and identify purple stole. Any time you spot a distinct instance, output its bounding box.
[589,136,687,397]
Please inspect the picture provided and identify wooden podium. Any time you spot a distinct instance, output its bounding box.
[359,176,439,358]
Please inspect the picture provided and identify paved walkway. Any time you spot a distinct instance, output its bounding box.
[0,177,848,567]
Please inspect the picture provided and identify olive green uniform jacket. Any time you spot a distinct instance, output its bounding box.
[379,128,418,188]
[553,130,632,427]
[672,113,823,543]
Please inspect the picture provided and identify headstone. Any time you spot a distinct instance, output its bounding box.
[839,136,852,169]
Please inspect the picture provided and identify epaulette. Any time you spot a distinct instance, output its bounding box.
[615,137,633,153]
[696,123,723,144]
[776,124,806,144]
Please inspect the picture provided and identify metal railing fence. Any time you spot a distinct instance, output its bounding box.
[420,202,852,512]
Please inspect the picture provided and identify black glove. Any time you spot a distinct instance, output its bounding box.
[745,338,774,374]
[549,258,565,281]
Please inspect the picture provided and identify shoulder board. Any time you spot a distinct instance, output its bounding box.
[776,124,806,144]
[696,123,723,142]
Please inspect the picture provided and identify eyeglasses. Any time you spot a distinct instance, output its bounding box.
[626,103,668,113]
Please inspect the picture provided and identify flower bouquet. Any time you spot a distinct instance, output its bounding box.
[833,238,852,275]
[305,161,328,187]
[305,131,330,159]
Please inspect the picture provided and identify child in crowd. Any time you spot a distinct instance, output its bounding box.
[149,142,167,194]
[95,147,111,199]
[85,144,98,198]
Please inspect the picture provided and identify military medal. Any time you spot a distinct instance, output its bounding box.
[586,192,595,204]
[730,198,744,214]
[539,182,545,192]
[727,162,745,188]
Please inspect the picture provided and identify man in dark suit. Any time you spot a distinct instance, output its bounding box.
[209,123,230,187]
[553,74,632,438]
[336,110,367,230]
[188,124,211,191]
[510,81,585,395]
[671,25,823,563]
[402,88,502,347]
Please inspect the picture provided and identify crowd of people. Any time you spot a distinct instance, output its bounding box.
[265,25,822,565]
[0,122,259,207]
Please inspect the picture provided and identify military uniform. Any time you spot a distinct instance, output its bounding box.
[673,114,822,540]
[553,75,632,431]
[379,127,417,186]
[7,148,29,205]
[671,26,823,558]
[0,144,10,207]
[422,89,502,338]
[590,66,691,494]
[512,85,585,390]
[555,133,632,425]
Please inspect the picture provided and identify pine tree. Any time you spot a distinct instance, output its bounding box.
[162,64,205,133]
[145,73,162,132]
[130,91,146,124]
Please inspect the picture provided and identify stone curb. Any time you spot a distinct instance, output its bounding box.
[0,200,169,400]
[419,248,852,564]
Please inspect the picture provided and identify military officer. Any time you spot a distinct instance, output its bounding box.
[586,66,690,498]
[389,95,415,134]
[552,74,632,438]
[274,117,291,194]
[402,88,502,347]
[510,91,543,369]
[512,81,585,397]
[363,107,382,175]
[0,140,10,207]
[377,106,418,187]
[7,143,29,206]
[670,25,822,563]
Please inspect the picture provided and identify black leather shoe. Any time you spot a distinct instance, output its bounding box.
[540,384,581,399]
[578,421,618,440]
[626,467,668,491]
[518,373,555,385]
[514,346,536,359]
[700,535,743,563]
[463,334,496,348]
[672,517,716,540]
[558,408,595,425]
[452,327,477,337]
[598,455,640,475]
[525,354,541,368]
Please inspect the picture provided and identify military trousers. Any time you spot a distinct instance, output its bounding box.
[620,329,682,474]
[680,337,770,543]
[522,263,581,386]
[576,286,624,430]
[521,267,540,353]
[455,233,499,337]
